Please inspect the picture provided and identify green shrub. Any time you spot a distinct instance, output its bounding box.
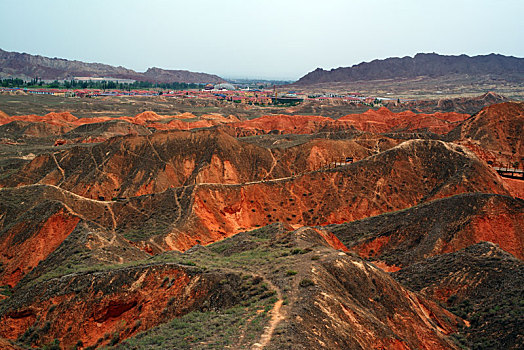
[42,339,60,350]
[299,278,315,288]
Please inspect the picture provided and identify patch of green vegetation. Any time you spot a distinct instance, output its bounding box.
[299,278,315,288]
[42,339,61,350]
[111,276,275,350]
[447,292,524,350]
[17,323,58,348]
[122,229,152,242]
[0,285,13,298]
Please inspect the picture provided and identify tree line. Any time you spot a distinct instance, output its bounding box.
[0,78,205,91]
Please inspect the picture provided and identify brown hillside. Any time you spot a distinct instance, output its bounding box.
[120,139,508,252]
[0,264,262,349]
[0,139,509,285]
[338,107,469,134]
[454,101,524,164]
[0,224,463,349]
[0,185,117,286]
[0,121,71,139]
[326,193,524,270]
[1,130,399,199]
[394,242,524,349]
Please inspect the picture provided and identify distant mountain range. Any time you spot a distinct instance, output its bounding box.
[295,53,524,85]
[0,48,226,84]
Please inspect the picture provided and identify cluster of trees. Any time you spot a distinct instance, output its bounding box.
[0,78,205,91]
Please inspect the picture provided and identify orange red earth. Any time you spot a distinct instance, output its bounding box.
[0,108,470,142]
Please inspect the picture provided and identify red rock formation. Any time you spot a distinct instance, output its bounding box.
[0,264,238,348]
[455,101,523,164]
[0,209,80,287]
[328,193,524,266]
[338,107,469,134]
[0,185,115,286]
[151,140,509,251]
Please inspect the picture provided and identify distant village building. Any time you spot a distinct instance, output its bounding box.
[214,83,236,91]
[73,77,136,84]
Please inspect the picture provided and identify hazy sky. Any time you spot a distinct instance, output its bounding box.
[1,0,523,80]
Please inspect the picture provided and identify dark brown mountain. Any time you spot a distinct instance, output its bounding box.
[452,101,524,162]
[295,53,524,85]
[0,48,225,84]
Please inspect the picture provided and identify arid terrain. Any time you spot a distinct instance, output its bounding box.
[292,53,524,100]
[0,90,522,349]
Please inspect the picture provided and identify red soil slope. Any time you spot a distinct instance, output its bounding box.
[0,185,115,286]
[0,264,244,349]
[230,114,334,135]
[123,140,509,252]
[1,130,399,200]
[326,193,524,268]
[455,102,523,164]
[338,107,469,134]
[0,108,472,141]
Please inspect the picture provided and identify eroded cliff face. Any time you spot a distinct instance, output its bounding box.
[0,206,80,287]
[0,263,267,349]
[2,225,467,349]
[326,193,524,267]
[1,129,401,198]
[0,138,510,287]
[169,140,507,250]
[337,107,469,134]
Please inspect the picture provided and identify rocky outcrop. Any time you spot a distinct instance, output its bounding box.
[1,223,467,349]
[0,263,262,349]
[338,107,469,134]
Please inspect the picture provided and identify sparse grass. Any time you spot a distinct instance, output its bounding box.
[111,276,275,350]
[299,278,315,288]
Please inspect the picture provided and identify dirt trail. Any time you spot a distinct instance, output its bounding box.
[51,152,66,186]
[265,149,278,179]
[0,183,114,204]
[252,298,285,349]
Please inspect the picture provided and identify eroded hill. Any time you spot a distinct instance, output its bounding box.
[0,100,522,349]
[0,224,464,349]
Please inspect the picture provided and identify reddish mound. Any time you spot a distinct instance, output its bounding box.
[0,107,473,140]
[0,112,78,127]
[502,178,524,199]
[328,193,524,267]
[338,107,469,134]
[0,264,251,349]
[119,140,509,252]
[2,130,398,199]
[0,120,72,139]
[231,114,334,135]
[0,185,116,286]
[455,101,524,164]
[0,110,9,120]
